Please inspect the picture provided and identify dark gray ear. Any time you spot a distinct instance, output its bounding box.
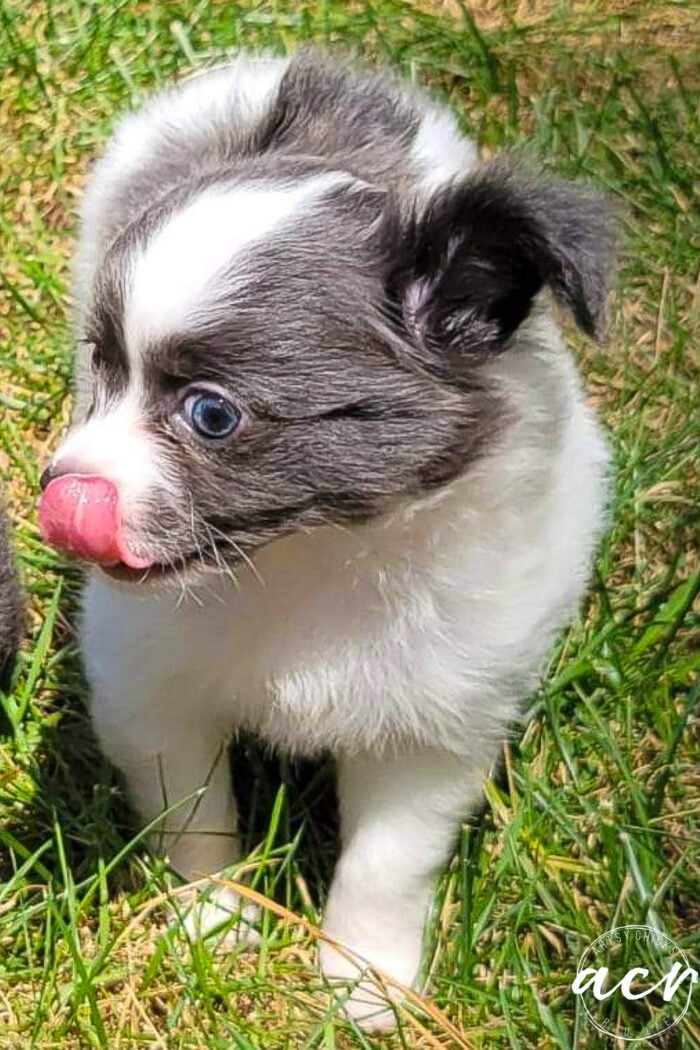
[386,161,616,360]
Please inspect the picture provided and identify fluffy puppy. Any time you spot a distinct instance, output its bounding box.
[39,50,613,1028]
[0,506,22,685]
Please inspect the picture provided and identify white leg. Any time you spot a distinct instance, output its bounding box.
[93,703,258,942]
[105,726,239,881]
[81,576,257,942]
[320,748,489,1030]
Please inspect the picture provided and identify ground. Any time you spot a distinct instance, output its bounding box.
[0,1,698,1047]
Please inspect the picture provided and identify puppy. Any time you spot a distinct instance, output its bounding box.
[39,50,613,1028]
[0,506,22,685]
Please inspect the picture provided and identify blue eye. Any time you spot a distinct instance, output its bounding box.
[184,392,241,440]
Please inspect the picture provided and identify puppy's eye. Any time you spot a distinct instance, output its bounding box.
[184,392,241,440]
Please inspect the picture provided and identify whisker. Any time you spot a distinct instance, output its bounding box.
[197,518,242,592]
[205,521,266,588]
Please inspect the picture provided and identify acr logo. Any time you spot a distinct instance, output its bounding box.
[572,925,698,1042]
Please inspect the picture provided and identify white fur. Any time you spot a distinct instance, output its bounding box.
[410,107,479,192]
[52,392,164,507]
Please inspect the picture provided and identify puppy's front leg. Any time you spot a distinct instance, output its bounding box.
[97,688,259,944]
[82,577,255,942]
[92,694,257,941]
[83,583,257,944]
[320,748,489,1030]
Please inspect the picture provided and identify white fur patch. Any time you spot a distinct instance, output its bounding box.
[123,174,348,357]
[166,55,290,134]
[52,393,163,506]
[410,107,478,192]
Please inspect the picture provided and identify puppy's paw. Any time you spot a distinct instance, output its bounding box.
[318,940,409,1032]
[169,885,261,950]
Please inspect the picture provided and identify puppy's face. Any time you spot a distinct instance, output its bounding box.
[40,164,612,585]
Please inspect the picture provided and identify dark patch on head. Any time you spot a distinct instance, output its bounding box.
[83,239,135,406]
[85,48,424,256]
[383,159,616,389]
[115,179,505,571]
[84,292,129,401]
[254,47,419,162]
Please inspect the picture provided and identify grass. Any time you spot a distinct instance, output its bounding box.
[0,0,699,1045]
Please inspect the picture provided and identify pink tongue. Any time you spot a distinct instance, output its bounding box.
[39,474,152,570]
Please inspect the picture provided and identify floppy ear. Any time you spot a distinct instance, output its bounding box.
[385,161,615,364]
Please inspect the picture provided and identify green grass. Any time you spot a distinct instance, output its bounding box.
[1,0,699,1046]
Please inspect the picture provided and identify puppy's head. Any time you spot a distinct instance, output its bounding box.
[40,162,613,585]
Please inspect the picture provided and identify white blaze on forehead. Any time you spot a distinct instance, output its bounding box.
[124,174,348,354]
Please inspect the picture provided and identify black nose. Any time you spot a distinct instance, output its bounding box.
[39,464,60,492]
[40,460,94,492]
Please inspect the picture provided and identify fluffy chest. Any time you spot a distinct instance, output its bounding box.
[85,493,567,757]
